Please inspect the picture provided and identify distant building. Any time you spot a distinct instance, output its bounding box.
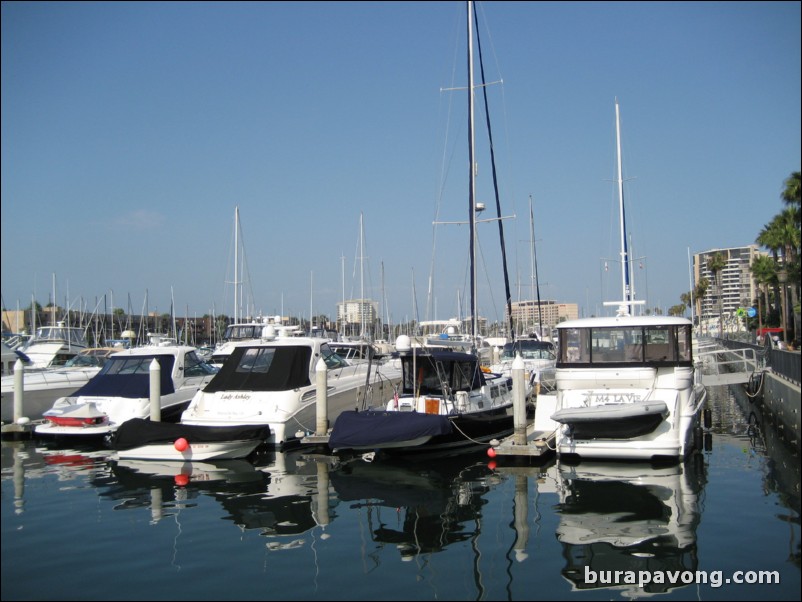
[337,299,378,336]
[2,310,28,334]
[507,300,579,333]
[693,245,765,331]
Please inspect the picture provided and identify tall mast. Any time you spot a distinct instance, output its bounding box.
[467,0,478,340]
[530,195,544,339]
[234,205,239,325]
[359,212,365,338]
[615,99,631,313]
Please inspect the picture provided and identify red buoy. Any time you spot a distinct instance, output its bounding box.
[174,437,189,452]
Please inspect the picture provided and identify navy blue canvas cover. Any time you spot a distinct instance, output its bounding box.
[73,354,176,398]
[328,410,452,450]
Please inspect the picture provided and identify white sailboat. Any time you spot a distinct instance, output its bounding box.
[536,100,708,461]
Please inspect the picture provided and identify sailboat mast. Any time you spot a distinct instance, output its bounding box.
[615,99,631,310]
[359,212,365,338]
[530,195,544,339]
[234,205,239,325]
[467,0,478,340]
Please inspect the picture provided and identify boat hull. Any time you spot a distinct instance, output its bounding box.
[111,418,270,461]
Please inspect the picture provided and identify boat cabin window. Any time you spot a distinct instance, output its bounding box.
[558,324,693,367]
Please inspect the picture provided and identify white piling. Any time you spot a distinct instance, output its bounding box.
[315,357,328,436]
[512,353,526,445]
[13,359,25,423]
[149,358,161,422]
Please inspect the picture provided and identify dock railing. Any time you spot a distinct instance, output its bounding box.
[718,338,801,386]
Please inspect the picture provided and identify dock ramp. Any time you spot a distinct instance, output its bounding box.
[697,346,761,387]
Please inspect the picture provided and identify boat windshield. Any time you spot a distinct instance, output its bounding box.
[401,355,483,396]
[558,324,692,367]
[26,326,87,347]
[320,343,350,369]
[500,340,555,361]
[64,353,106,368]
[223,324,263,340]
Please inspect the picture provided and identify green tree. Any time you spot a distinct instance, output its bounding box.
[750,254,776,334]
[707,253,727,336]
[668,304,686,317]
[781,171,801,209]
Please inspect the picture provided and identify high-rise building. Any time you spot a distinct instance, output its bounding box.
[337,299,378,336]
[693,245,765,328]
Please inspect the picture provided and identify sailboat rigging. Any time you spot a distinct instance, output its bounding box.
[328,0,519,459]
[432,0,515,349]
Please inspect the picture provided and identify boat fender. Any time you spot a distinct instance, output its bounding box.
[174,437,189,452]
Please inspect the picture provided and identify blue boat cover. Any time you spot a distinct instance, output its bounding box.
[73,354,176,398]
[328,410,452,450]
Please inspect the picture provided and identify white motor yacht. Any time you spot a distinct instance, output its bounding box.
[35,336,217,438]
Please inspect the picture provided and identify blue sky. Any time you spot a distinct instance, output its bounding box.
[2,1,800,329]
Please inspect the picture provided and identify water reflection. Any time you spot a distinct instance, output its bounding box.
[3,439,339,550]
[329,455,499,561]
[102,450,338,547]
[551,458,706,597]
[2,383,799,602]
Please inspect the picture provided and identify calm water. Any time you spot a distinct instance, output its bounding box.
[2,385,799,601]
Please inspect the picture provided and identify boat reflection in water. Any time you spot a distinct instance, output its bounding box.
[93,449,338,549]
[551,457,707,597]
[329,456,500,561]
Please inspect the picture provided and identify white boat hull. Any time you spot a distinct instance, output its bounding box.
[1,369,101,424]
[115,439,263,461]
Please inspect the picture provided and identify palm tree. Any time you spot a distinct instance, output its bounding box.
[781,171,800,342]
[693,278,709,325]
[750,254,776,336]
[668,304,686,317]
[781,171,801,209]
[680,292,692,317]
[707,253,727,337]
